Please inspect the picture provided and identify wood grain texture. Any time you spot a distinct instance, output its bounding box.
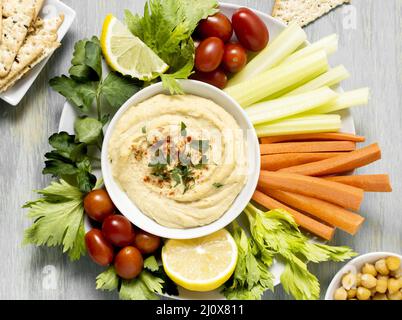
[0,0,400,300]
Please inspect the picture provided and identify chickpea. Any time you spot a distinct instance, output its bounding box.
[362,263,377,277]
[385,256,401,271]
[387,290,402,301]
[375,259,390,276]
[370,287,377,297]
[372,293,388,300]
[356,273,362,287]
[356,287,371,300]
[388,278,401,294]
[341,272,356,290]
[361,274,377,289]
[347,288,357,299]
[334,287,348,300]
[390,267,402,279]
[376,275,388,293]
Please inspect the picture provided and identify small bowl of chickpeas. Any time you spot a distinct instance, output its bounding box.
[325,252,402,300]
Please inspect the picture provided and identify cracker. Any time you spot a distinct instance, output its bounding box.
[0,42,60,92]
[0,1,3,44]
[0,15,64,92]
[272,0,351,27]
[3,0,44,19]
[0,6,35,77]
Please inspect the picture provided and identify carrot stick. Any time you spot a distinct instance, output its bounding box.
[259,187,365,235]
[258,171,364,211]
[252,190,335,240]
[260,132,366,144]
[279,143,381,176]
[323,174,392,192]
[261,152,346,171]
[260,141,356,155]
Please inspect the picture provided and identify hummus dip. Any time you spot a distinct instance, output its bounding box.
[108,94,247,228]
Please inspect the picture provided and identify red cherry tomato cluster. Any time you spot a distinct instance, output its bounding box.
[192,8,269,89]
[83,189,161,280]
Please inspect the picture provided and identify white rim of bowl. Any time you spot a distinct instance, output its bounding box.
[101,80,260,239]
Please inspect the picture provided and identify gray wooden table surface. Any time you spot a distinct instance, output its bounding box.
[0,0,401,300]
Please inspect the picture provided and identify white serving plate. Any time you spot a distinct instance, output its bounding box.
[0,0,76,106]
[58,2,355,300]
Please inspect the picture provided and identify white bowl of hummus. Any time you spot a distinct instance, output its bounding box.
[102,80,260,239]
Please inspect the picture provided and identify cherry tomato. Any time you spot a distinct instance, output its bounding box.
[102,215,135,247]
[85,229,114,266]
[190,68,228,89]
[232,8,269,51]
[196,13,233,42]
[114,246,143,279]
[195,37,225,72]
[222,42,247,73]
[134,230,161,254]
[84,189,115,222]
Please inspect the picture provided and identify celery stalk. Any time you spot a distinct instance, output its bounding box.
[226,23,306,87]
[246,87,338,125]
[306,88,370,114]
[254,115,341,138]
[281,34,338,64]
[224,51,329,107]
[283,65,350,97]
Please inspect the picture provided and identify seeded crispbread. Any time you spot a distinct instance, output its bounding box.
[3,0,44,20]
[0,15,64,92]
[0,1,3,44]
[0,6,35,77]
[272,0,351,27]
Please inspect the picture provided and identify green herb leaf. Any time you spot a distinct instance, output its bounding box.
[74,117,103,145]
[84,38,102,80]
[144,256,159,272]
[213,182,223,189]
[142,126,146,134]
[243,204,356,300]
[223,222,274,300]
[125,0,218,93]
[49,76,97,113]
[69,37,102,81]
[100,72,140,109]
[96,266,119,291]
[23,180,86,261]
[119,271,163,300]
[180,121,187,136]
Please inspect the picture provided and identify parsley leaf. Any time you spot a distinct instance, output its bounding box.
[74,117,103,145]
[43,132,96,193]
[49,76,97,113]
[144,256,159,272]
[100,72,140,109]
[125,0,219,93]
[23,180,86,261]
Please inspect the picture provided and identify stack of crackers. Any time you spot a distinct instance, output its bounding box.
[0,0,64,93]
[272,0,351,27]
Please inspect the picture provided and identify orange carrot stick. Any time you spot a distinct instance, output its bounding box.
[260,141,356,155]
[260,132,366,144]
[252,190,335,240]
[261,152,346,171]
[323,175,392,192]
[259,188,365,235]
[258,171,364,211]
[279,143,381,176]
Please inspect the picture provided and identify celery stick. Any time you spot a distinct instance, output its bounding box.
[283,65,350,97]
[254,115,341,138]
[247,87,338,125]
[307,88,370,114]
[224,51,329,107]
[227,23,306,87]
[281,34,338,64]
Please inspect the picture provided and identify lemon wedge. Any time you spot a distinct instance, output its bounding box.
[162,229,238,292]
[100,14,168,80]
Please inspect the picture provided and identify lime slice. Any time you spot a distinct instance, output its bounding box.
[162,229,238,292]
[100,14,168,80]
